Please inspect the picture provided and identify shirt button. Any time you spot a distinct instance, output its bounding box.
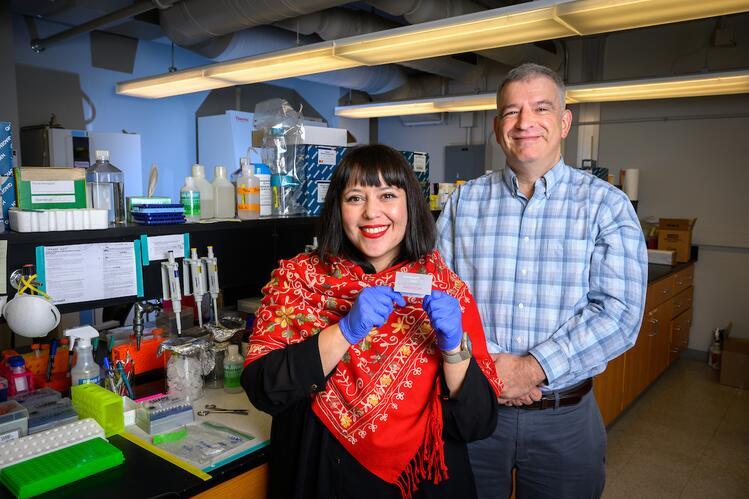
[336,457,342,465]
[521,269,527,275]
[311,384,318,391]
[516,337,522,344]
[523,236,530,242]
[518,303,524,309]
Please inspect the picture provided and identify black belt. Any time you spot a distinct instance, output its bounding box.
[518,378,592,410]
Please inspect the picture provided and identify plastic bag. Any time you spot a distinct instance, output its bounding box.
[154,422,253,467]
[254,99,305,216]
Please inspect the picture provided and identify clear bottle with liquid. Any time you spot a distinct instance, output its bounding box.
[180,176,201,222]
[223,344,244,394]
[86,150,125,225]
[212,166,236,218]
[191,164,214,219]
[236,164,260,220]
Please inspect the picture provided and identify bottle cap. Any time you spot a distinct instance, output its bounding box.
[191,164,206,178]
[95,150,109,161]
[215,166,226,178]
[8,356,25,368]
[184,176,196,186]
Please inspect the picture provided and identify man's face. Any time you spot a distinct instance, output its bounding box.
[494,76,572,171]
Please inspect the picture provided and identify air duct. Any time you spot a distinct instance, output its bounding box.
[159,0,351,46]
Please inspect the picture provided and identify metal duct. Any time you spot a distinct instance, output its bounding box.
[275,8,482,83]
[370,0,564,71]
[159,0,351,46]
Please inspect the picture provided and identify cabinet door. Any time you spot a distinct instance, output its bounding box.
[623,313,654,408]
[594,354,625,426]
[649,303,672,381]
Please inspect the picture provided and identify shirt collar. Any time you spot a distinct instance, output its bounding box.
[502,158,568,199]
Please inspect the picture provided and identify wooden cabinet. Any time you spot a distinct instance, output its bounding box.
[595,263,695,425]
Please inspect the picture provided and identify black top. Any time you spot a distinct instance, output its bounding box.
[242,335,498,499]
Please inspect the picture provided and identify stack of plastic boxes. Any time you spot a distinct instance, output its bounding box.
[297,145,347,216]
[0,121,16,231]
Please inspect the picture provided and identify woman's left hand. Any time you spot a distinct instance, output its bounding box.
[422,290,462,351]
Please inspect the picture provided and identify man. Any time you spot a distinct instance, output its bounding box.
[436,63,647,498]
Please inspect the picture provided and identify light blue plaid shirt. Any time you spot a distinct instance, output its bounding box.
[437,159,648,391]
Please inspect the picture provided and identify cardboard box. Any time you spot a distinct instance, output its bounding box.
[658,218,696,263]
[0,122,16,228]
[720,336,749,389]
[299,179,331,216]
[647,249,676,265]
[296,145,346,215]
[14,167,87,210]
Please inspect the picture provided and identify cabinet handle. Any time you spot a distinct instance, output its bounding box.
[662,289,669,294]
[676,280,683,286]
[671,348,679,352]
[673,327,681,332]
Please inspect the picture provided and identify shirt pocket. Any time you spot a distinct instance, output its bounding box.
[540,238,590,289]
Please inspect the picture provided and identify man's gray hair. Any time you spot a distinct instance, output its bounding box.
[496,63,566,111]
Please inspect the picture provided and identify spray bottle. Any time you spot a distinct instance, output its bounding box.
[65,325,101,385]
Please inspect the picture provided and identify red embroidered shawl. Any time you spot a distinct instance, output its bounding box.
[245,250,500,495]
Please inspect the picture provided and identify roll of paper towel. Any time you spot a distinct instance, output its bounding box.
[621,168,639,201]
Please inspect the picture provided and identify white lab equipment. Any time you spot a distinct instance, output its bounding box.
[1,294,60,338]
[182,248,207,327]
[191,164,214,219]
[65,325,100,385]
[203,246,220,324]
[197,111,261,177]
[161,251,184,336]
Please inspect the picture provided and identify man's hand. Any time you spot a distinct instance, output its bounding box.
[492,353,546,406]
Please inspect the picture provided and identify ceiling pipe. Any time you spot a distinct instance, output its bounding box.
[159,0,351,47]
[30,0,178,53]
[275,8,483,84]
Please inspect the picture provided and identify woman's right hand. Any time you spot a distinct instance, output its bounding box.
[339,286,406,344]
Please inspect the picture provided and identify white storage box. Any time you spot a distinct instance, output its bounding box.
[9,208,109,232]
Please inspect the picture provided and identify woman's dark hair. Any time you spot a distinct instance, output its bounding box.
[317,144,436,267]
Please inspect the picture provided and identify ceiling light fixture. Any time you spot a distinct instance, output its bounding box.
[334,70,749,119]
[117,0,749,99]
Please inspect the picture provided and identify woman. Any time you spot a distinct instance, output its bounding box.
[242,144,501,498]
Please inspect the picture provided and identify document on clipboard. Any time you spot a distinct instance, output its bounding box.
[38,242,141,305]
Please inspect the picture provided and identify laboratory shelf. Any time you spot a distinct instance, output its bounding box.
[2,216,320,313]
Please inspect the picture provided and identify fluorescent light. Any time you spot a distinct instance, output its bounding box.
[334,1,575,65]
[204,42,357,84]
[565,71,749,102]
[116,68,231,99]
[332,0,749,66]
[335,70,749,118]
[118,0,749,98]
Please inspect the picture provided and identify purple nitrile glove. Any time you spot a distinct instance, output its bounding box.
[339,286,406,345]
[423,290,463,351]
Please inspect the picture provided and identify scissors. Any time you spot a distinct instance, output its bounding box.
[197,404,249,416]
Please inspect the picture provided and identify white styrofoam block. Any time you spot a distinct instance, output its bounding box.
[648,249,676,265]
[9,208,109,232]
[0,418,104,470]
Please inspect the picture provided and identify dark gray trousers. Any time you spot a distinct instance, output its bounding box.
[468,390,606,499]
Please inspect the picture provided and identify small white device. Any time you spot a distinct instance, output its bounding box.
[202,246,220,324]
[161,250,183,336]
[182,248,207,327]
[394,272,433,297]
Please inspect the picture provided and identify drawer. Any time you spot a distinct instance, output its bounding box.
[646,275,674,311]
[672,309,693,350]
[672,265,694,295]
[671,286,694,319]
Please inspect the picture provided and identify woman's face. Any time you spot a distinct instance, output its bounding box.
[341,175,408,273]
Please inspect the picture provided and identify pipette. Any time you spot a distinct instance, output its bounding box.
[182,248,206,327]
[160,251,183,336]
[203,246,220,324]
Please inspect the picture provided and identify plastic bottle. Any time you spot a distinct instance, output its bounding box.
[180,176,201,222]
[254,163,272,217]
[212,166,236,218]
[230,157,248,187]
[223,344,244,394]
[8,356,29,393]
[86,150,126,225]
[236,163,260,220]
[191,164,214,219]
[65,325,101,385]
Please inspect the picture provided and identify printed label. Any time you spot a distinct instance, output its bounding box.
[31,195,76,204]
[30,180,75,195]
[0,430,20,443]
[224,365,242,388]
[316,181,330,203]
[413,154,427,173]
[77,375,100,385]
[318,147,337,166]
[180,191,200,216]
